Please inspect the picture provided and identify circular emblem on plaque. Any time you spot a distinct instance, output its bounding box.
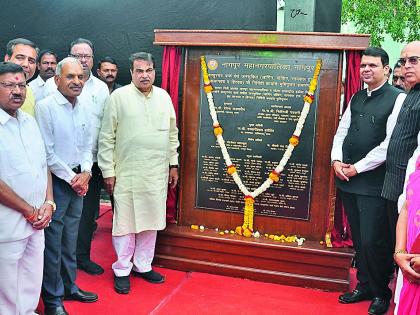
[207,59,218,71]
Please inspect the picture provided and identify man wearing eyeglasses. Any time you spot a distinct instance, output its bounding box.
[0,62,53,315]
[4,38,39,116]
[383,41,420,251]
[332,47,406,314]
[392,62,407,91]
[98,52,179,294]
[383,40,420,314]
[43,38,109,277]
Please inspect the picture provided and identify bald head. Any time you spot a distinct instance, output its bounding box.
[399,41,420,89]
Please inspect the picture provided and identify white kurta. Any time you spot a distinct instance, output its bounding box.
[98,83,179,236]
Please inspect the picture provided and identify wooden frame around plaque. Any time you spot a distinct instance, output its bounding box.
[155,30,369,240]
[154,30,369,290]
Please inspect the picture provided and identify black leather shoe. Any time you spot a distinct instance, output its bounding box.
[338,289,372,304]
[114,275,130,294]
[132,269,165,283]
[368,297,390,315]
[64,289,98,303]
[44,306,69,315]
[77,260,104,275]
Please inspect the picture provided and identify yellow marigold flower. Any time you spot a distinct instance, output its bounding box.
[230,230,235,234]
[303,95,313,104]
[269,171,280,182]
[264,233,269,238]
[219,231,225,235]
[274,235,281,241]
[227,165,236,175]
[214,126,223,137]
[289,135,299,146]
[269,234,275,239]
[243,228,253,238]
[279,235,286,240]
[235,226,243,236]
[191,225,199,230]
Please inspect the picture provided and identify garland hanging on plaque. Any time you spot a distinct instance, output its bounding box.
[200,56,322,238]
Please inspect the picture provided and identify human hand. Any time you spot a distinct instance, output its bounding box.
[169,168,179,189]
[32,203,53,230]
[410,256,420,274]
[342,165,358,178]
[332,161,350,181]
[24,207,39,224]
[104,176,116,194]
[71,172,91,195]
[395,253,420,284]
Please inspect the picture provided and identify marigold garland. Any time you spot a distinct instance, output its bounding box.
[200,56,322,237]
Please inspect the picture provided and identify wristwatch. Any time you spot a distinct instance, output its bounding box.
[169,165,179,169]
[44,200,57,212]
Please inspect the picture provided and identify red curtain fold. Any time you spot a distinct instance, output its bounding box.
[331,50,363,247]
[161,46,182,223]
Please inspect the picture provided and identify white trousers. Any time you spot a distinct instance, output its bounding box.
[0,230,44,315]
[112,230,157,277]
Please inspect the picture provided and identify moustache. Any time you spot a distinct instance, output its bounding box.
[106,75,115,79]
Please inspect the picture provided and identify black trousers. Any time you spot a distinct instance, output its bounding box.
[340,190,394,300]
[76,162,103,263]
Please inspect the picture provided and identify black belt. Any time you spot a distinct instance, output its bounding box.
[72,165,81,174]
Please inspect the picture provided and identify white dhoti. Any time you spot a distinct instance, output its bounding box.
[0,230,44,315]
[112,230,157,277]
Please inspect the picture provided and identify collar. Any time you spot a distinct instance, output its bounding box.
[366,80,387,97]
[0,108,28,125]
[34,75,46,87]
[53,89,80,107]
[131,82,154,98]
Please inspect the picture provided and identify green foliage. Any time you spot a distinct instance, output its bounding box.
[342,0,419,46]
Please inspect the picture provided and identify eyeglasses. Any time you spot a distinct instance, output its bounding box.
[0,82,26,90]
[392,75,405,82]
[69,54,94,60]
[398,56,420,66]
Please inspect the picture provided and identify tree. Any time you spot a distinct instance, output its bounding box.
[341,0,419,46]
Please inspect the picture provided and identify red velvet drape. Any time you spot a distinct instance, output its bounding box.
[331,50,363,247]
[161,46,182,223]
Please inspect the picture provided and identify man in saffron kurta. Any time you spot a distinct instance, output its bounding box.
[98,52,179,294]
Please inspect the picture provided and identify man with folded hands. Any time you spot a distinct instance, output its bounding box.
[36,57,97,315]
[0,62,54,315]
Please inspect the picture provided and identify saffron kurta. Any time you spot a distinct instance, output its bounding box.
[98,83,179,236]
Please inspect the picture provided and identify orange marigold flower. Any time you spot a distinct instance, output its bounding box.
[214,126,223,137]
[235,226,244,236]
[227,165,236,175]
[269,171,280,182]
[289,135,299,146]
[204,84,214,93]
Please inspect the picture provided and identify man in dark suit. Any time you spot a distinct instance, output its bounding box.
[331,47,406,315]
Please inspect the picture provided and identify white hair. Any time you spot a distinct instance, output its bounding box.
[55,57,82,76]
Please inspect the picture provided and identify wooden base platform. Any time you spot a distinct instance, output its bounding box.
[155,224,354,291]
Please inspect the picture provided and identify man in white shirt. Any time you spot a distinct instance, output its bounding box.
[0,62,54,315]
[331,47,406,315]
[43,38,109,275]
[29,49,57,101]
[36,57,98,315]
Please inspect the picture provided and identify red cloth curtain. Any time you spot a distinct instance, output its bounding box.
[331,50,363,247]
[161,46,182,223]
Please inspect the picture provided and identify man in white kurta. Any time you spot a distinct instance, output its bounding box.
[0,62,53,315]
[98,52,179,294]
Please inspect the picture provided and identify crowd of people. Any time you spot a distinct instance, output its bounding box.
[332,41,420,315]
[0,34,419,315]
[0,37,179,315]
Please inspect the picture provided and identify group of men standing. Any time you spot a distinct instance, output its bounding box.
[332,41,420,315]
[0,37,179,315]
